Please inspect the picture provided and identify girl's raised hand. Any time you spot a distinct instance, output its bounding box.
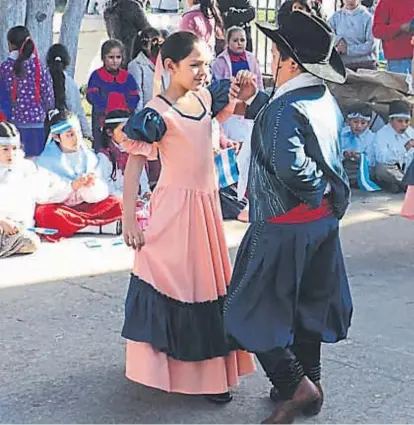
[236,70,258,102]
[229,78,241,102]
[123,217,145,251]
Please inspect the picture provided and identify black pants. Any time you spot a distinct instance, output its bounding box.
[256,341,321,399]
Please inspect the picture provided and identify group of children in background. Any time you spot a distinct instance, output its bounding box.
[1,15,414,259]
[341,99,414,194]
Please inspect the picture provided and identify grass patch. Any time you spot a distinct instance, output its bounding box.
[257,9,276,23]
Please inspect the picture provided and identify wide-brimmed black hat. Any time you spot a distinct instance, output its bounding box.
[257,10,346,84]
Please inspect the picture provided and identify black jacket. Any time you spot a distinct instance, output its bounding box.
[218,0,256,30]
[246,85,350,221]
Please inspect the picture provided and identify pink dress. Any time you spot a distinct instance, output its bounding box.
[121,81,255,395]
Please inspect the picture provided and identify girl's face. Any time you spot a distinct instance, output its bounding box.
[292,1,310,11]
[228,30,247,54]
[390,117,411,134]
[0,145,19,166]
[348,117,370,135]
[167,42,211,91]
[54,128,79,153]
[185,0,195,7]
[104,47,123,72]
[109,122,128,144]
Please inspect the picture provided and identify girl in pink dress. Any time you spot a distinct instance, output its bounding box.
[121,31,255,403]
[179,0,224,57]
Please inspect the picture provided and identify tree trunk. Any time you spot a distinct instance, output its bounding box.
[25,0,55,63]
[59,0,88,77]
[0,0,27,60]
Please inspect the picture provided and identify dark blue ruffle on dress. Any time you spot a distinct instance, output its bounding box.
[122,275,234,361]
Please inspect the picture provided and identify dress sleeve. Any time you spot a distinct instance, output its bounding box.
[121,107,166,159]
[207,79,232,117]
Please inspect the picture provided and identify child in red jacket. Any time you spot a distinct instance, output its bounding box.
[373,0,414,74]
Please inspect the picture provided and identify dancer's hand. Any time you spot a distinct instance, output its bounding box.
[235,70,258,102]
[229,78,241,102]
[123,217,145,250]
[0,219,19,236]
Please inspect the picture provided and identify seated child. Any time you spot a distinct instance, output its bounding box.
[97,110,150,198]
[34,109,123,242]
[340,102,375,187]
[0,122,75,257]
[402,159,414,219]
[374,100,414,193]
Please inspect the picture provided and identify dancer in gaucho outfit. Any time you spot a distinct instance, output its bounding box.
[224,11,353,423]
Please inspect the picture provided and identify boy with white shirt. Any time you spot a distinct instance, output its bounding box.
[374,100,414,193]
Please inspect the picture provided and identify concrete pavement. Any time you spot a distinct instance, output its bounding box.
[1,192,414,423]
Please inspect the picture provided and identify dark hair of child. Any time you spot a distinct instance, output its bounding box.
[161,32,200,64]
[44,109,76,144]
[0,121,19,138]
[101,39,126,64]
[102,109,131,180]
[46,44,71,110]
[7,26,35,78]
[132,27,163,60]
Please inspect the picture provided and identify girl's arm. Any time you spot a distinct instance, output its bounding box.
[123,154,146,250]
[86,71,107,110]
[126,74,140,111]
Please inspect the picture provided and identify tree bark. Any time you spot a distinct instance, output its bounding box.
[59,0,88,77]
[25,0,55,63]
[0,0,27,60]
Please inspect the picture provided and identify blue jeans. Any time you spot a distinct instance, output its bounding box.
[387,58,412,74]
[151,7,178,13]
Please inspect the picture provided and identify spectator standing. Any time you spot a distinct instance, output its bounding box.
[179,0,225,57]
[46,44,93,140]
[373,0,414,74]
[329,0,377,71]
[218,0,256,52]
[0,26,54,157]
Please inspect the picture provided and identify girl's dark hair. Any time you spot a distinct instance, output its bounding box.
[46,44,70,110]
[194,0,224,39]
[101,39,125,62]
[102,109,131,180]
[277,0,325,26]
[0,121,19,138]
[226,26,246,43]
[132,27,162,60]
[161,31,199,64]
[7,26,35,78]
[44,109,76,143]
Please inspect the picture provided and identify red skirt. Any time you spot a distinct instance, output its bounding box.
[35,196,123,242]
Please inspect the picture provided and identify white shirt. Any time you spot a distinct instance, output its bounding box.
[374,123,414,169]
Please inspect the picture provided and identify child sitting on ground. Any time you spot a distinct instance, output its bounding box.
[340,102,376,187]
[97,109,150,198]
[0,122,76,257]
[34,109,123,242]
[374,100,414,193]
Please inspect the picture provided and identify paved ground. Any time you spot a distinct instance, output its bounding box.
[1,192,414,424]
